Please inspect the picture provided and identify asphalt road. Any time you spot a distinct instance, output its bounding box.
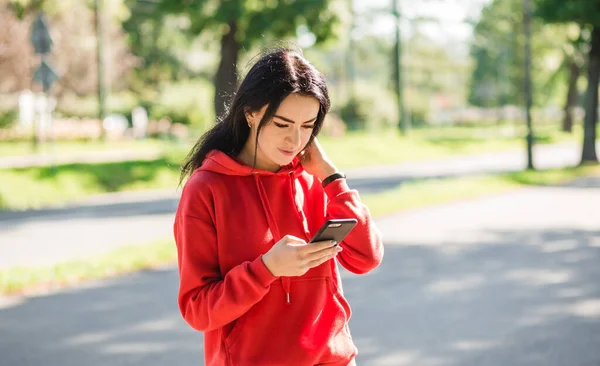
[1,177,599,365]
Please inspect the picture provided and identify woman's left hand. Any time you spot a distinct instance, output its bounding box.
[299,137,338,181]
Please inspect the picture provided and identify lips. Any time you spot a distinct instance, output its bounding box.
[278,148,295,156]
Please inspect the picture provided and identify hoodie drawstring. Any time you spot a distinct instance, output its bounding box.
[253,174,292,304]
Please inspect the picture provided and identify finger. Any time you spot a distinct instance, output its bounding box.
[307,251,338,268]
[304,245,342,262]
[300,240,337,253]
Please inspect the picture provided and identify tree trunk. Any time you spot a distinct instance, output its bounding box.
[95,0,107,140]
[214,19,239,120]
[563,59,580,133]
[581,26,600,164]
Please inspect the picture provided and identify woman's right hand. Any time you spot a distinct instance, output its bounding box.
[261,235,343,277]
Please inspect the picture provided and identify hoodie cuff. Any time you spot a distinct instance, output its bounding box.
[323,178,351,199]
[249,256,278,288]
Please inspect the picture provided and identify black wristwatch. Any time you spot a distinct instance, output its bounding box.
[321,172,346,188]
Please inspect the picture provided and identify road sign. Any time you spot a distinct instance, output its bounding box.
[31,13,53,55]
[33,59,59,92]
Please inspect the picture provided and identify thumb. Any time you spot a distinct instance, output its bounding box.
[279,234,304,245]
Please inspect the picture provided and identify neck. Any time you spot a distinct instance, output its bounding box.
[238,142,280,172]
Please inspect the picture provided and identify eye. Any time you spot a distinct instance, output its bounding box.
[274,122,288,128]
[303,125,315,129]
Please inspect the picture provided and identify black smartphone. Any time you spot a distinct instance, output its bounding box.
[309,219,358,244]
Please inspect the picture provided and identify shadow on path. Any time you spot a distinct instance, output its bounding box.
[1,227,599,365]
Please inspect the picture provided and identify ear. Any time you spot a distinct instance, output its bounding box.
[245,106,260,121]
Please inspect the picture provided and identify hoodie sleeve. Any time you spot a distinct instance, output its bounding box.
[323,178,384,274]
[174,177,278,332]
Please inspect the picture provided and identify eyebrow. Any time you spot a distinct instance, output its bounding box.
[273,115,317,124]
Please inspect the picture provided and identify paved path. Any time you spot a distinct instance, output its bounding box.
[0,149,163,169]
[1,179,599,365]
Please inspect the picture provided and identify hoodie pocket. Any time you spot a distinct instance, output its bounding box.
[224,315,247,350]
[224,277,356,365]
[328,277,352,323]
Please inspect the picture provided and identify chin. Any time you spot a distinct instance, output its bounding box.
[274,156,294,166]
[261,148,296,169]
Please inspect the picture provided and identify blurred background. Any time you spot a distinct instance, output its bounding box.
[0,0,599,365]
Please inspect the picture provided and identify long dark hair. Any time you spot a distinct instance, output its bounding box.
[179,47,331,184]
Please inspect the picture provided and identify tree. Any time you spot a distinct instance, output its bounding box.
[469,0,572,111]
[155,0,341,119]
[122,0,200,91]
[559,26,585,133]
[469,0,525,108]
[1,0,135,96]
[536,0,600,164]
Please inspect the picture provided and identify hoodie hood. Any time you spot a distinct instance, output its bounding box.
[199,149,305,177]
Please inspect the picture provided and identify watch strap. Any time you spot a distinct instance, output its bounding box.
[321,172,346,188]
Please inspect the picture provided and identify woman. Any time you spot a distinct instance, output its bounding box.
[174,47,384,366]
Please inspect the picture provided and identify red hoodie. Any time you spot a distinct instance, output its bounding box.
[174,150,384,365]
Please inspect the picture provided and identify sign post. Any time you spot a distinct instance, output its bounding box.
[31,12,60,166]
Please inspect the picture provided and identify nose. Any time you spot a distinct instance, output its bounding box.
[286,126,301,148]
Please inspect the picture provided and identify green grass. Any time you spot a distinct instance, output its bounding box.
[1,164,598,295]
[362,165,600,217]
[320,124,579,169]
[0,240,177,295]
[0,147,187,210]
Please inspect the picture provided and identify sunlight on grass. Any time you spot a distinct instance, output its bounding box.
[0,147,188,210]
[504,165,600,185]
[319,125,577,170]
[0,240,176,295]
[363,165,600,217]
[362,176,519,217]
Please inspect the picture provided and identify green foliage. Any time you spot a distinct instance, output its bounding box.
[469,0,524,106]
[121,0,342,115]
[122,2,198,86]
[337,82,398,131]
[4,0,44,18]
[55,91,139,120]
[535,0,600,25]
[0,110,17,128]
[50,80,214,129]
[469,0,572,108]
[0,93,18,128]
[149,79,215,129]
[155,0,342,50]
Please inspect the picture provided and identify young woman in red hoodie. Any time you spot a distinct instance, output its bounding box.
[174,47,384,366]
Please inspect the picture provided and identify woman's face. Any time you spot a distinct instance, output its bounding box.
[246,93,320,171]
